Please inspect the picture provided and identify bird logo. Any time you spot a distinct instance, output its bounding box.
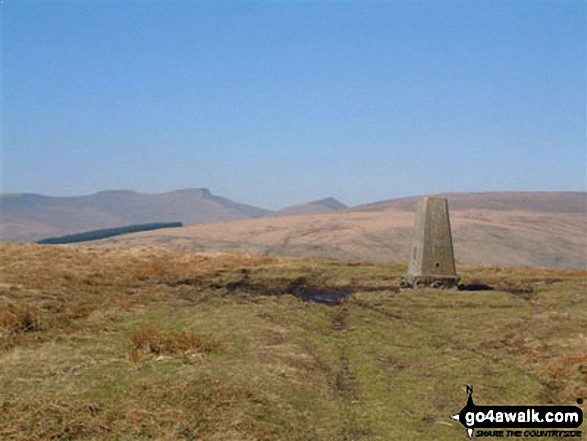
[450,384,475,439]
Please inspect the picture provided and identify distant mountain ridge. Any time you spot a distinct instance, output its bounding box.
[92,191,587,270]
[270,197,347,217]
[2,190,586,269]
[0,188,272,242]
[353,191,587,213]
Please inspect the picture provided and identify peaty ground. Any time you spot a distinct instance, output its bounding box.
[0,244,585,440]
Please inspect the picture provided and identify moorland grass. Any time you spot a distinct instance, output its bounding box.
[0,244,585,440]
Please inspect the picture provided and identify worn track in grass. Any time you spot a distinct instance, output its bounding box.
[1,244,585,440]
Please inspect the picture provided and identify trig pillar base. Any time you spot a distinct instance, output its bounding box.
[401,197,459,290]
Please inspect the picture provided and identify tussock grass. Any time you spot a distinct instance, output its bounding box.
[0,244,585,440]
[0,303,45,350]
[130,326,223,361]
[0,304,44,333]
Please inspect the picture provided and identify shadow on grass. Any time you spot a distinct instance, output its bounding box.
[458,283,535,300]
[167,275,403,305]
[458,284,495,291]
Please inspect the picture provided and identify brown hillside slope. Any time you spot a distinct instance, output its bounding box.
[354,191,586,213]
[0,189,272,242]
[94,192,587,269]
[269,197,347,217]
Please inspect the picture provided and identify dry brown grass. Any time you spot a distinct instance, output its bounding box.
[0,303,45,350]
[542,341,587,405]
[0,243,277,350]
[0,304,44,333]
[94,207,587,269]
[0,243,585,440]
[130,326,224,362]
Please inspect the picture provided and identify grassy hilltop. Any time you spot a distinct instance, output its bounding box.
[0,244,585,440]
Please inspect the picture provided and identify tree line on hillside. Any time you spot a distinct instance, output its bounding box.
[36,222,183,245]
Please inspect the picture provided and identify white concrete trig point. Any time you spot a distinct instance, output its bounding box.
[400,197,460,289]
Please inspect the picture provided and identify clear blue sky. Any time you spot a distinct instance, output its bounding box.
[2,0,585,209]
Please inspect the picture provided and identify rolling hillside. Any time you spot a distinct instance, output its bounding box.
[0,189,272,242]
[270,197,347,217]
[94,192,587,269]
[353,191,586,213]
